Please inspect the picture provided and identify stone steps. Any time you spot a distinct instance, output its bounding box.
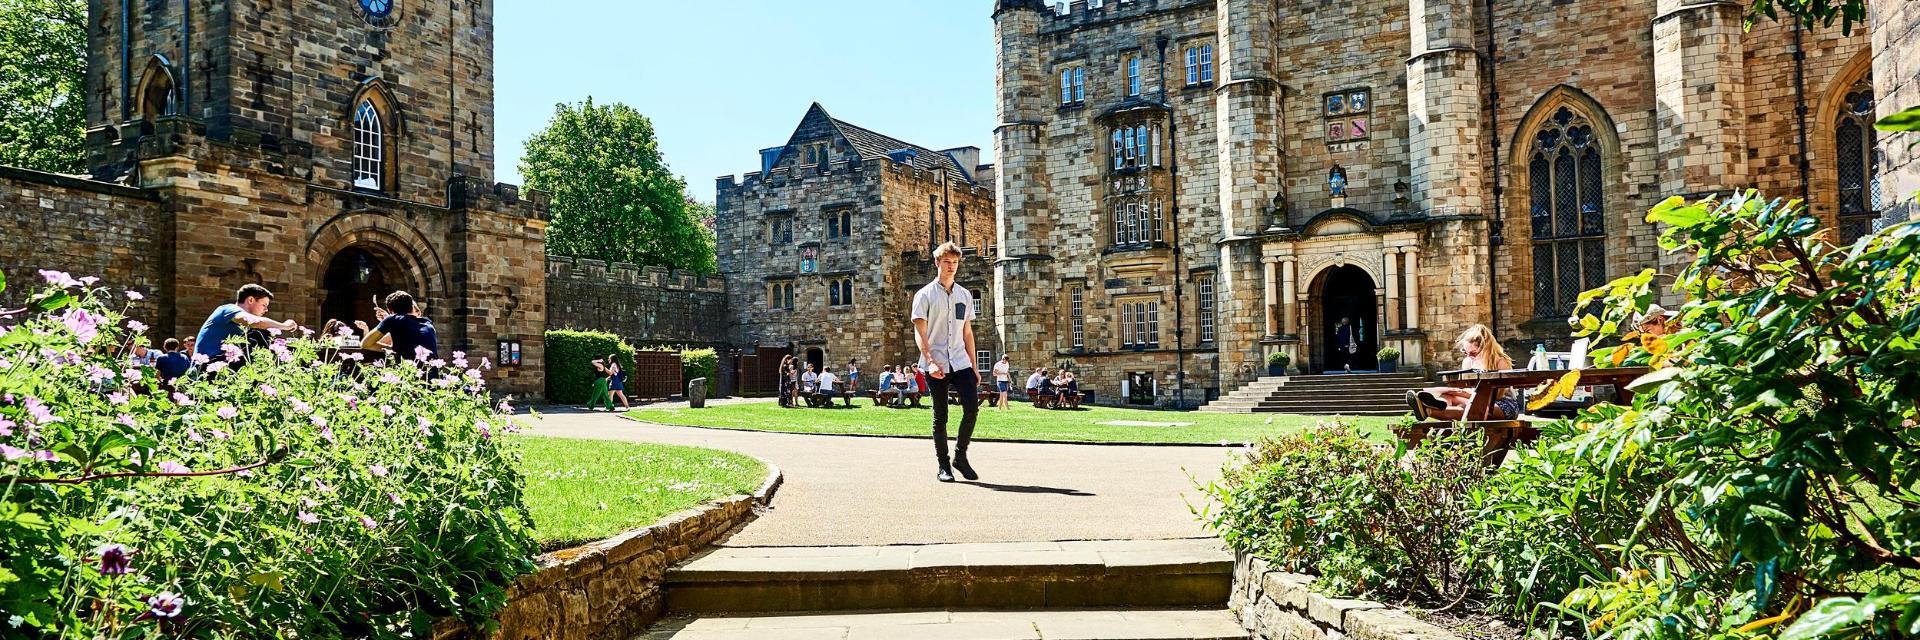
[1200,373,1426,415]
[663,538,1233,614]
[642,608,1247,639]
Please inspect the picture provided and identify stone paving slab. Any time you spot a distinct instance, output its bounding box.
[642,609,1246,639]
[671,538,1230,581]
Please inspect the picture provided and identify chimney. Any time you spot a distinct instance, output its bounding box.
[941,147,981,179]
[759,147,783,175]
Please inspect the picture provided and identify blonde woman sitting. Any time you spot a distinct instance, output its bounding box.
[1406,324,1520,421]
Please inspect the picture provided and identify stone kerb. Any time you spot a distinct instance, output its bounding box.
[1230,552,1462,640]
[430,460,783,640]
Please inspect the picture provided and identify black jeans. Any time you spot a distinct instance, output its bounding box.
[929,367,979,465]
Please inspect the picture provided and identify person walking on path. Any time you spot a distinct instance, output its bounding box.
[607,359,630,409]
[912,242,981,483]
[1333,316,1360,373]
[992,355,1012,411]
[586,355,617,411]
[194,284,298,363]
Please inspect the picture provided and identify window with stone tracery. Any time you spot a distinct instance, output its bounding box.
[352,100,385,190]
[1836,79,1882,244]
[1527,105,1608,319]
[1119,299,1160,349]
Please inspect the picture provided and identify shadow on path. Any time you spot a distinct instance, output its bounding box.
[960,481,1095,496]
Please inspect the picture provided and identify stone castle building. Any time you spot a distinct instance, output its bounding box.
[0,0,548,394]
[991,0,1917,406]
[716,104,998,385]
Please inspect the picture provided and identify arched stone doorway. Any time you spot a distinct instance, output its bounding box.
[318,245,419,329]
[805,347,826,376]
[1309,265,1379,373]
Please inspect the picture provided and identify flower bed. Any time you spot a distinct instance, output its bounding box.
[0,272,536,638]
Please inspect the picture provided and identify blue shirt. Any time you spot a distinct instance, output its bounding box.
[194,304,247,359]
[155,352,191,380]
[375,314,438,360]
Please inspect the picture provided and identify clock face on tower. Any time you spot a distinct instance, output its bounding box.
[357,0,397,28]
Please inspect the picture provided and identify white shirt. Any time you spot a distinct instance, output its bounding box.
[1026,371,1045,389]
[817,371,838,392]
[993,361,1010,382]
[911,279,975,373]
[802,371,819,388]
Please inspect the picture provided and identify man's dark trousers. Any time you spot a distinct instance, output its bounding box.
[929,367,979,466]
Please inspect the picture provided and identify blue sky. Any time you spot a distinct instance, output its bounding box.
[495,1,998,204]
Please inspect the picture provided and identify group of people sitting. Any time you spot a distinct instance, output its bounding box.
[1405,308,1679,421]
[873,364,931,408]
[778,356,859,408]
[1023,367,1082,409]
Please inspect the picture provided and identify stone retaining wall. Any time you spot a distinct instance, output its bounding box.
[1231,552,1463,640]
[434,461,782,640]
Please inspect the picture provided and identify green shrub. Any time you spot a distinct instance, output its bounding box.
[1199,421,1488,603]
[544,330,634,403]
[1265,351,1289,368]
[0,271,536,638]
[680,348,717,396]
[1376,346,1400,360]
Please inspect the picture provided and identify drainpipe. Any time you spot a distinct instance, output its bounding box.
[119,0,130,121]
[1157,35,1187,410]
[178,0,189,115]
[1794,17,1811,201]
[1484,0,1503,331]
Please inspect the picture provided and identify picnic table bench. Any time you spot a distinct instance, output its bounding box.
[1395,366,1651,463]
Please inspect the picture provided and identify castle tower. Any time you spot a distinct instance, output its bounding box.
[1650,0,1749,303]
[1212,0,1284,391]
[1406,0,1486,219]
[992,0,1058,365]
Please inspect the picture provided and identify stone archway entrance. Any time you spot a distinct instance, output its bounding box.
[318,245,418,329]
[1309,265,1378,373]
[805,347,826,377]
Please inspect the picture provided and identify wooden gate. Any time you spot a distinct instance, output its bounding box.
[736,346,791,396]
[625,351,684,400]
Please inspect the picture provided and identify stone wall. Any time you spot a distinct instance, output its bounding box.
[433,461,782,640]
[1871,0,1920,228]
[0,167,170,326]
[1231,552,1463,640]
[544,257,729,347]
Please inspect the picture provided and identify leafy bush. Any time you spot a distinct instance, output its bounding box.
[0,271,536,638]
[1265,351,1290,368]
[1482,192,1920,638]
[1200,422,1489,603]
[544,330,634,403]
[1376,346,1400,360]
[680,348,716,396]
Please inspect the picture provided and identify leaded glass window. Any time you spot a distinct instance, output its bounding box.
[1070,286,1085,349]
[1528,106,1607,319]
[352,100,384,190]
[1836,80,1882,243]
[1197,274,1215,344]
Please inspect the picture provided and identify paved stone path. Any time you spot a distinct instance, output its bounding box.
[642,608,1246,640]
[523,408,1239,546]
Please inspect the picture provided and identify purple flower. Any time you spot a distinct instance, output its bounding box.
[203,361,227,374]
[369,464,388,477]
[481,357,493,370]
[216,406,238,420]
[297,511,319,524]
[259,384,278,398]
[476,421,492,440]
[79,276,99,286]
[344,351,365,362]
[24,397,59,426]
[290,398,312,414]
[185,429,203,443]
[1,445,27,461]
[139,591,186,620]
[116,414,136,427]
[427,358,446,368]
[122,368,142,381]
[414,346,431,362]
[379,404,395,417]
[388,492,404,505]
[221,343,244,363]
[126,320,148,333]
[190,353,210,366]
[496,399,515,415]
[318,426,335,443]
[96,544,133,576]
[37,270,81,288]
[0,417,13,436]
[359,516,378,530]
[171,392,194,407]
[125,290,144,301]
[108,391,130,406]
[58,308,102,344]
[86,364,114,383]
[209,428,230,440]
[156,461,190,474]
[379,372,402,385]
[32,450,54,462]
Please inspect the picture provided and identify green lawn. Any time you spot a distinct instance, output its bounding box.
[625,401,1397,444]
[511,435,767,550]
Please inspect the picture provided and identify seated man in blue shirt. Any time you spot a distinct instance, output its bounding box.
[154,338,191,387]
[194,284,299,363]
[360,290,438,361]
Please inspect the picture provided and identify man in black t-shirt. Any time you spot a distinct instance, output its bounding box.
[360,290,438,361]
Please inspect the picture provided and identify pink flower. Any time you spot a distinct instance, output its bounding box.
[259,384,278,398]
[85,364,114,383]
[96,543,134,576]
[108,392,129,406]
[216,406,238,420]
[369,464,388,477]
[0,417,13,436]
[59,308,102,344]
[171,392,195,406]
[318,426,335,443]
[359,516,378,530]
[126,320,148,333]
[122,368,142,381]
[24,397,59,425]
[221,343,244,363]
[297,511,319,525]
[290,398,312,414]
[414,346,432,362]
[481,357,493,370]
[156,461,190,473]
[380,404,396,417]
[209,428,230,440]
[300,497,317,508]
[476,421,492,440]
[204,361,227,374]
[185,429,203,443]
[37,270,81,288]
[125,290,144,301]
[1,445,28,460]
[190,353,210,365]
[32,450,54,462]
[388,492,404,505]
[428,358,447,368]
[116,414,137,427]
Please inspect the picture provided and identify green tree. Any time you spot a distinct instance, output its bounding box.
[520,98,715,274]
[0,0,86,174]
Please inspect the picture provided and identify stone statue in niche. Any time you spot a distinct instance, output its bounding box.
[1328,165,1347,198]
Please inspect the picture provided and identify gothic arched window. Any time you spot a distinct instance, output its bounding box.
[1835,80,1882,243]
[352,100,385,191]
[1527,106,1607,319]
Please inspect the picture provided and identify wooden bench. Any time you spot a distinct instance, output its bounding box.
[1394,420,1539,465]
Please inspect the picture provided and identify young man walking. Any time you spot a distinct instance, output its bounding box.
[912,242,980,482]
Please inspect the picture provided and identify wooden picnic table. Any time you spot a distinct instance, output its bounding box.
[1438,366,1652,421]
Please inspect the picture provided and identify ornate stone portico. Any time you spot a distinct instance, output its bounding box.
[1257,212,1427,375]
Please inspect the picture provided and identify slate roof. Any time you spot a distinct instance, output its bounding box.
[785,103,978,184]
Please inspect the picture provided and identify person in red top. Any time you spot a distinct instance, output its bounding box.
[914,364,928,401]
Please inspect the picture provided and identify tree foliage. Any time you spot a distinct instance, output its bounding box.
[520,98,715,274]
[0,0,86,174]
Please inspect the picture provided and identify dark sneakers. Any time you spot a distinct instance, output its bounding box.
[1406,390,1428,420]
[953,457,978,481]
